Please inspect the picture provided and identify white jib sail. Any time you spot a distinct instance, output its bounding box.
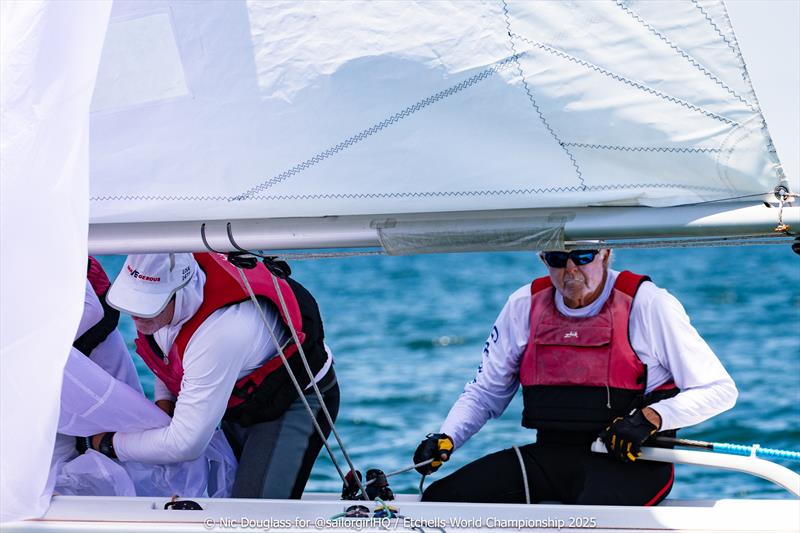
[86,0,798,253]
[0,0,112,523]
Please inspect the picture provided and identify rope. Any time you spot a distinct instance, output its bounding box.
[715,443,800,461]
[656,436,800,461]
[271,250,386,261]
[267,271,368,499]
[671,191,773,206]
[218,224,369,497]
[569,235,794,250]
[512,445,530,504]
[234,267,368,499]
[360,458,435,488]
[377,459,434,482]
[773,187,795,234]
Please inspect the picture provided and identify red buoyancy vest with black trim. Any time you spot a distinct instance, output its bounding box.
[520,271,678,434]
[134,253,328,419]
[74,257,120,356]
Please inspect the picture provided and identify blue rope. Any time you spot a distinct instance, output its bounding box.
[713,442,800,461]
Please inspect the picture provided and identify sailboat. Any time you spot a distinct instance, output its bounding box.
[2,0,798,531]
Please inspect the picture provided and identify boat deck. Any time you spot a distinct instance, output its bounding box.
[3,493,798,532]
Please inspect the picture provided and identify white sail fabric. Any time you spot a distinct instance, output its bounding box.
[52,349,236,498]
[725,1,799,189]
[88,0,791,226]
[0,0,112,523]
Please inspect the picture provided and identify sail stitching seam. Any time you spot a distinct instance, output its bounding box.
[714,1,781,170]
[562,143,721,153]
[501,0,586,190]
[227,55,520,201]
[509,32,739,127]
[615,0,756,110]
[241,183,731,200]
[691,0,746,62]
[242,185,731,200]
[90,182,731,202]
[692,0,771,145]
[92,183,728,201]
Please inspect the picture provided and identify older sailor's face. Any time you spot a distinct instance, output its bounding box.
[542,249,610,309]
[131,297,176,335]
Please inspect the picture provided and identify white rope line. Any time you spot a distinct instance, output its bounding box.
[271,250,386,261]
[512,445,530,505]
[234,267,357,494]
[362,458,436,487]
[569,235,794,250]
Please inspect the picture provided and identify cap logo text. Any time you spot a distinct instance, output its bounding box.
[127,264,161,282]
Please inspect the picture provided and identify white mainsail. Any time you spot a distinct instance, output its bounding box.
[87,0,798,254]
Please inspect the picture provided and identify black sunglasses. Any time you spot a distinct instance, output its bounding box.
[542,250,600,268]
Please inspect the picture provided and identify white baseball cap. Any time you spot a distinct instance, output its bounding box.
[107,253,197,318]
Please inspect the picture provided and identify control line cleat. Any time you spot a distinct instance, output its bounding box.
[341,469,363,500]
[365,468,394,501]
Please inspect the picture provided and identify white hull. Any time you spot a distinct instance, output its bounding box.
[3,494,798,533]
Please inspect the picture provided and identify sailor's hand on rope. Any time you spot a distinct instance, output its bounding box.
[413,433,454,474]
[599,409,658,463]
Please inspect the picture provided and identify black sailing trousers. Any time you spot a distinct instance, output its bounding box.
[222,371,339,499]
[422,439,674,506]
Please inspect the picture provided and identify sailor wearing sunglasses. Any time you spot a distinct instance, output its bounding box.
[413,248,737,506]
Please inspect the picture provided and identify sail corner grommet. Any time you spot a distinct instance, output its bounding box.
[773,185,791,201]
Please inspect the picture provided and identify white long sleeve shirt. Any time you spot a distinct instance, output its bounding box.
[440,269,738,449]
[76,280,142,392]
[114,270,330,464]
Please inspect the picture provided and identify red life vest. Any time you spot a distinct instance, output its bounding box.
[520,271,678,434]
[74,256,120,356]
[87,256,111,295]
[134,253,328,420]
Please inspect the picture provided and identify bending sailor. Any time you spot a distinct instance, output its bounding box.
[413,249,737,505]
[98,253,338,499]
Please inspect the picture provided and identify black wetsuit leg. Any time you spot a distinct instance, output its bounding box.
[422,442,673,506]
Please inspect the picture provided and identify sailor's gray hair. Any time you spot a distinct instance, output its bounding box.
[604,248,613,267]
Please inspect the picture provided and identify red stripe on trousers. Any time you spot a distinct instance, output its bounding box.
[645,465,674,507]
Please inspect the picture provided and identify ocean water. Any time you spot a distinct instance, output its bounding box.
[97,245,800,500]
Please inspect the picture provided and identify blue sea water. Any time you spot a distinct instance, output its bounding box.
[97,245,799,500]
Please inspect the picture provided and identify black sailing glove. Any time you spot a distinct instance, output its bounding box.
[75,436,92,454]
[599,409,658,463]
[413,433,454,474]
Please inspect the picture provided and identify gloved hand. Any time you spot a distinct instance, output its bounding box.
[599,409,658,463]
[413,433,454,474]
[75,436,92,454]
